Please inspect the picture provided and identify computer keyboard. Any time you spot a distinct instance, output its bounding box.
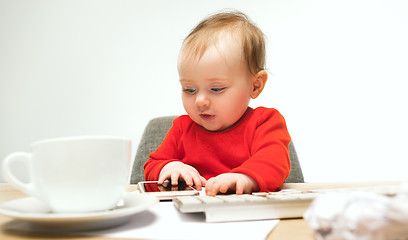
[173,185,403,222]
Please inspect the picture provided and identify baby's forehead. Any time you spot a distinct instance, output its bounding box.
[179,33,244,63]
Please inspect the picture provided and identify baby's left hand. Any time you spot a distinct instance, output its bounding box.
[205,173,260,196]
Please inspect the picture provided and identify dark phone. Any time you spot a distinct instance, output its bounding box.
[142,181,195,192]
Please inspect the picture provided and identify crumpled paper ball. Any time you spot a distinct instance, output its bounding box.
[303,183,408,240]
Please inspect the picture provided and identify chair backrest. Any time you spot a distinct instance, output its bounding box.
[130,116,304,184]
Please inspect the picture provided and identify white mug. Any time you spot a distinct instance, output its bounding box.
[2,136,132,213]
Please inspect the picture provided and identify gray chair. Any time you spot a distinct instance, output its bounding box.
[130,116,304,184]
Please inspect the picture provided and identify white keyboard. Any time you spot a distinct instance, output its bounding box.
[173,185,402,222]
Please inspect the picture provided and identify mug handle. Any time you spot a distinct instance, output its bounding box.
[2,152,39,198]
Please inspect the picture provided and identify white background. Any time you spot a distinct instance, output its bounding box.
[1,0,407,183]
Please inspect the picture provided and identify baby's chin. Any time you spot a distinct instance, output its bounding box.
[200,123,234,132]
[190,115,238,132]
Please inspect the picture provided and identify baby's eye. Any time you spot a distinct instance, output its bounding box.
[211,87,226,93]
[183,88,197,94]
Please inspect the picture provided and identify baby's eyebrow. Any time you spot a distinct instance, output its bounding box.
[179,77,232,84]
[179,79,193,83]
[206,77,231,84]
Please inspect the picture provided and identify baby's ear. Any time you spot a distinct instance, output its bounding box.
[250,70,268,99]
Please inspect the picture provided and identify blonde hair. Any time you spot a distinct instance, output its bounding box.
[181,10,266,76]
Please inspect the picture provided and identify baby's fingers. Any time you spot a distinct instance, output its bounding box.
[158,173,171,184]
[205,178,221,196]
[235,180,245,195]
[170,172,181,185]
[191,174,204,190]
[200,176,207,186]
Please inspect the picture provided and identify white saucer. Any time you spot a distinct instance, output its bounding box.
[0,192,158,231]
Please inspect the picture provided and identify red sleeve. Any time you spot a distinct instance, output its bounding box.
[143,117,184,181]
[230,109,291,192]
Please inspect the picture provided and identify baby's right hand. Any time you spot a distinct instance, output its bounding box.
[158,161,207,190]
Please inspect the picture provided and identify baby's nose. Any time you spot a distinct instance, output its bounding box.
[195,93,210,108]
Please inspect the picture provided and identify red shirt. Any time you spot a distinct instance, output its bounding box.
[144,107,291,192]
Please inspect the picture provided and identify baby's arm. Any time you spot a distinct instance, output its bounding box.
[158,161,207,190]
[205,173,260,196]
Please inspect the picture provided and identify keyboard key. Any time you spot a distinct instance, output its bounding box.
[175,196,203,205]
[197,196,224,204]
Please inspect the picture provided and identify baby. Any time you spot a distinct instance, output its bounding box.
[144,10,291,196]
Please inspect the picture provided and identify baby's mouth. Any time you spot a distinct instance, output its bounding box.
[199,113,215,120]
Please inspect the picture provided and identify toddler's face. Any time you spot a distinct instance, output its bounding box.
[178,40,253,132]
